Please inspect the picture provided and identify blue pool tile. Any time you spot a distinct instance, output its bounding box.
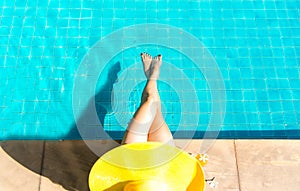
[253,79,266,89]
[259,113,272,124]
[271,113,285,124]
[234,113,247,124]
[285,58,299,67]
[289,79,300,89]
[199,114,209,124]
[257,101,270,112]
[200,103,211,113]
[3,7,13,16]
[0,36,9,46]
[285,1,298,9]
[274,1,285,8]
[266,79,278,89]
[247,113,259,124]
[293,90,300,99]
[229,80,243,90]
[280,90,293,100]
[15,0,27,7]
[252,68,266,79]
[296,112,300,123]
[250,48,261,58]
[283,112,297,125]
[233,101,246,113]
[1,17,13,27]
[225,102,234,113]
[0,0,299,139]
[34,102,49,112]
[256,90,268,101]
[229,90,243,101]
[277,79,291,89]
[268,90,281,101]
[282,101,295,111]
[272,58,285,67]
[243,90,256,101]
[229,69,241,79]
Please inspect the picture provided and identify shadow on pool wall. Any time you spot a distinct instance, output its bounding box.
[66,61,124,140]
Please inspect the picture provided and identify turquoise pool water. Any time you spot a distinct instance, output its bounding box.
[0,0,299,140]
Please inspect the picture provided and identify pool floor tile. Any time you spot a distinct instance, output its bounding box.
[235,140,300,191]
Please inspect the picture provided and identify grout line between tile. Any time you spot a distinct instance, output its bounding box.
[38,141,46,191]
[234,140,242,191]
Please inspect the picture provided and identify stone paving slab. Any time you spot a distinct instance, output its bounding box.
[40,140,119,191]
[40,140,98,191]
[201,140,240,191]
[0,141,43,191]
[1,140,300,191]
[0,140,240,191]
[39,176,66,191]
[175,140,240,190]
[235,140,300,191]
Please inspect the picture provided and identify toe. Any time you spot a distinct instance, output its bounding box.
[146,52,151,58]
[141,52,147,60]
[157,54,162,60]
[153,55,161,61]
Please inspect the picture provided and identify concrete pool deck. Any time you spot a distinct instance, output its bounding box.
[0,140,300,191]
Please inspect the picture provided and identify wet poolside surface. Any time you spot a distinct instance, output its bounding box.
[1,140,300,191]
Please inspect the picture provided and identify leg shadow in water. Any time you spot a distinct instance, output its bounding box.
[1,62,123,191]
[67,61,123,141]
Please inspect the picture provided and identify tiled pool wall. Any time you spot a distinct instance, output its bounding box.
[0,0,299,139]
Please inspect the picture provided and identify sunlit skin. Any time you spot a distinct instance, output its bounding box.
[122,53,174,146]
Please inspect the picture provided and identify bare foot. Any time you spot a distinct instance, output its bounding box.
[141,52,162,80]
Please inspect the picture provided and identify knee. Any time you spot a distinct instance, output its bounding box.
[143,90,159,103]
[144,93,156,104]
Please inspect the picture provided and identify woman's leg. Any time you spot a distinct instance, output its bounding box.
[122,80,158,144]
[122,53,174,145]
[147,97,174,145]
[122,53,162,144]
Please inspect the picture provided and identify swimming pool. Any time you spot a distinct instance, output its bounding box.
[0,0,299,140]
